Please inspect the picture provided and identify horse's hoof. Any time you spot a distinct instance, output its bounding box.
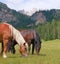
[22,54,28,57]
[3,55,7,58]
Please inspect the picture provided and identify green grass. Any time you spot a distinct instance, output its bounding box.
[0,39,60,64]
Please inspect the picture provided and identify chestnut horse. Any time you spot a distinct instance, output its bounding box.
[0,23,28,58]
[8,29,41,55]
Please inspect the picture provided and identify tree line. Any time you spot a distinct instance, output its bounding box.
[36,20,60,41]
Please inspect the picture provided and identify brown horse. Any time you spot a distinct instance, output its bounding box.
[0,23,28,58]
[8,29,41,55]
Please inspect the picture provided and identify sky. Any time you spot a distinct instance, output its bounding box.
[0,0,60,11]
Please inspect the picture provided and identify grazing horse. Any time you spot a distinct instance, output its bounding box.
[8,29,41,55]
[0,23,28,58]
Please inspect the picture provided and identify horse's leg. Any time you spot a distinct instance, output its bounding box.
[11,46,15,54]
[8,39,16,54]
[0,42,3,55]
[10,40,16,54]
[28,46,30,54]
[32,42,35,54]
[8,41,11,52]
[3,39,8,58]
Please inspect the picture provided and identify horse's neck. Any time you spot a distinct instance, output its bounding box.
[9,25,25,45]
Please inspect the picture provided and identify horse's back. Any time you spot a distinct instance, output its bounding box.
[0,23,11,41]
[0,23,11,32]
[20,30,35,41]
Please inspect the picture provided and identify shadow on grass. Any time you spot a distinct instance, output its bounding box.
[8,53,46,58]
[30,53,46,56]
[8,55,23,58]
[39,53,46,56]
[8,55,28,58]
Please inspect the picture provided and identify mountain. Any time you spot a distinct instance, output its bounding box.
[0,2,60,28]
[31,9,60,25]
[0,2,35,28]
[18,8,37,16]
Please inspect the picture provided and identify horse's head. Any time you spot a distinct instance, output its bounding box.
[8,39,28,56]
[34,33,41,55]
[35,41,41,55]
[19,43,28,57]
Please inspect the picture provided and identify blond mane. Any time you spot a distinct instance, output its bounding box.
[4,23,26,45]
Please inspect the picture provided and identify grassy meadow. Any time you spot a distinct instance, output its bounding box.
[0,39,60,64]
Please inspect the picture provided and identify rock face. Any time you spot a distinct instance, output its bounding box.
[0,2,16,22]
[31,12,46,25]
[0,9,16,22]
[31,9,60,25]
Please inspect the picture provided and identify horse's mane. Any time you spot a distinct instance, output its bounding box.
[3,23,26,45]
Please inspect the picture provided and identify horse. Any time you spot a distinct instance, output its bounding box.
[0,23,28,58]
[8,29,41,55]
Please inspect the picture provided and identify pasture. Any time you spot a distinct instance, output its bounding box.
[0,39,60,64]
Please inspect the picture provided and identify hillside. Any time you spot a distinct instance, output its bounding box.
[0,2,35,28]
[31,9,60,25]
[0,2,60,28]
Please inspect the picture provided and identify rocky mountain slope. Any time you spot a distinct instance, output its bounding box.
[0,2,60,28]
[0,2,34,28]
[31,9,60,25]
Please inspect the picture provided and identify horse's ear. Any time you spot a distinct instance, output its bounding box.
[23,43,26,46]
[23,43,28,49]
[24,43,28,49]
